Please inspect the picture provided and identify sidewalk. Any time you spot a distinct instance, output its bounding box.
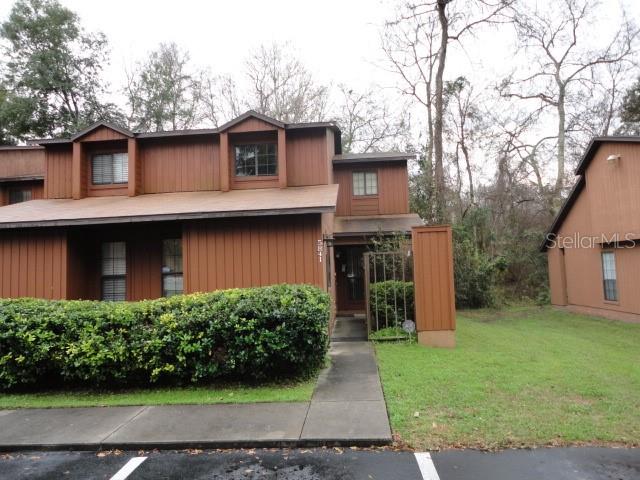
[0,317,392,451]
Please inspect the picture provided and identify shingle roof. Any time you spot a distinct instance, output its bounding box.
[333,152,414,165]
[333,214,423,236]
[0,185,338,229]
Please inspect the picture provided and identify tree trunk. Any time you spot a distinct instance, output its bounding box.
[434,0,449,223]
[555,84,566,199]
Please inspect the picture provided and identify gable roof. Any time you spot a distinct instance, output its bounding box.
[540,135,640,252]
[31,111,342,146]
[69,121,134,142]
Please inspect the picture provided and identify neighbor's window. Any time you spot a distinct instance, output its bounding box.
[92,152,128,185]
[235,144,277,177]
[101,241,126,301]
[352,171,378,196]
[162,239,183,297]
[601,251,618,302]
[8,188,32,204]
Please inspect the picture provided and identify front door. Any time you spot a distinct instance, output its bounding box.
[335,246,366,312]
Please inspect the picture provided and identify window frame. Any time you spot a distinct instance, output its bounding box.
[233,142,278,178]
[101,241,127,302]
[352,171,378,196]
[90,151,129,186]
[601,250,619,303]
[161,238,183,297]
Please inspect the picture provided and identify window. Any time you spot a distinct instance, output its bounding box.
[162,239,183,297]
[101,241,126,301]
[92,153,128,185]
[601,251,618,302]
[8,189,31,204]
[235,144,277,176]
[352,171,378,196]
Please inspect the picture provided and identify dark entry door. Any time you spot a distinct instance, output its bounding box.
[336,246,366,312]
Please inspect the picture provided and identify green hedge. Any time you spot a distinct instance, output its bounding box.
[0,284,330,390]
[369,280,414,330]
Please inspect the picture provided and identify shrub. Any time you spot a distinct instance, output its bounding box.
[369,280,414,330]
[0,284,330,390]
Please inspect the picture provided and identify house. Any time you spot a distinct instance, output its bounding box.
[541,136,640,323]
[0,111,422,316]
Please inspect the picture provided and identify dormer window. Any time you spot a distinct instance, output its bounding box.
[92,152,128,185]
[235,143,277,177]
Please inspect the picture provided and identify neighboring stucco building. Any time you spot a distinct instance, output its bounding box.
[0,111,421,315]
[542,136,640,323]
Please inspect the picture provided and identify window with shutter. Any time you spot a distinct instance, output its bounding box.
[92,153,128,185]
[101,241,126,301]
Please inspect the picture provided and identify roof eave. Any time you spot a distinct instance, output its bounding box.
[539,176,586,252]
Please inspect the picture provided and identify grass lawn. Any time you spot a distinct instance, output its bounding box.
[0,380,315,409]
[375,306,640,450]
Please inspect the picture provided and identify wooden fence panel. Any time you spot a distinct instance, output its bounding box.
[412,225,456,347]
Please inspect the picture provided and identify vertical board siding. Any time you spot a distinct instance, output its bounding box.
[286,130,329,186]
[0,148,44,178]
[79,126,129,142]
[0,229,67,299]
[141,138,219,193]
[227,117,278,133]
[183,215,323,293]
[334,163,409,216]
[412,225,456,332]
[44,147,73,198]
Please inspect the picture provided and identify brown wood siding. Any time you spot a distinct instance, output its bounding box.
[141,138,219,193]
[334,163,409,216]
[183,215,323,293]
[0,148,44,178]
[378,163,409,214]
[286,129,329,186]
[0,229,67,299]
[44,147,73,199]
[412,225,456,332]
[79,126,129,142]
[227,117,277,133]
[127,232,163,300]
[547,246,568,306]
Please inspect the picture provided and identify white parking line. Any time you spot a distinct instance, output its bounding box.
[109,457,147,480]
[415,452,441,480]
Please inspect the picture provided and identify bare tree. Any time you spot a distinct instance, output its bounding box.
[201,74,243,128]
[125,42,204,131]
[384,0,513,222]
[499,0,638,201]
[245,43,329,123]
[336,85,409,153]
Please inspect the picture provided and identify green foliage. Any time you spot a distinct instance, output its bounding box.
[368,326,415,342]
[453,209,503,308]
[0,284,330,391]
[0,0,123,140]
[369,280,414,329]
[620,76,640,134]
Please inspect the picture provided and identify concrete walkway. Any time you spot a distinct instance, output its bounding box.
[0,317,391,451]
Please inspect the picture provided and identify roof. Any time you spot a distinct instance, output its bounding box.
[541,135,640,252]
[333,152,414,165]
[0,145,44,151]
[30,111,342,146]
[0,185,338,229]
[0,174,44,184]
[333,214,423,237]
[575,136,640,175]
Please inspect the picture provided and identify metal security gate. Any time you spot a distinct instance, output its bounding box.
[364,247,414,339]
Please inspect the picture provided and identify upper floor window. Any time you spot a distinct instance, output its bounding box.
[92,152,128,185]
[8,188,32,204]
[601,251,618,302]
[235,144,277,177]
[353,171,378,196]
[162,239,183,297]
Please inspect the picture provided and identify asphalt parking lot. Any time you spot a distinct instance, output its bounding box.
[1,447,639,480]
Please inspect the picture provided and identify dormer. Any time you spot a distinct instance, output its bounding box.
[217,111,287,191]
[70,122,140,199]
